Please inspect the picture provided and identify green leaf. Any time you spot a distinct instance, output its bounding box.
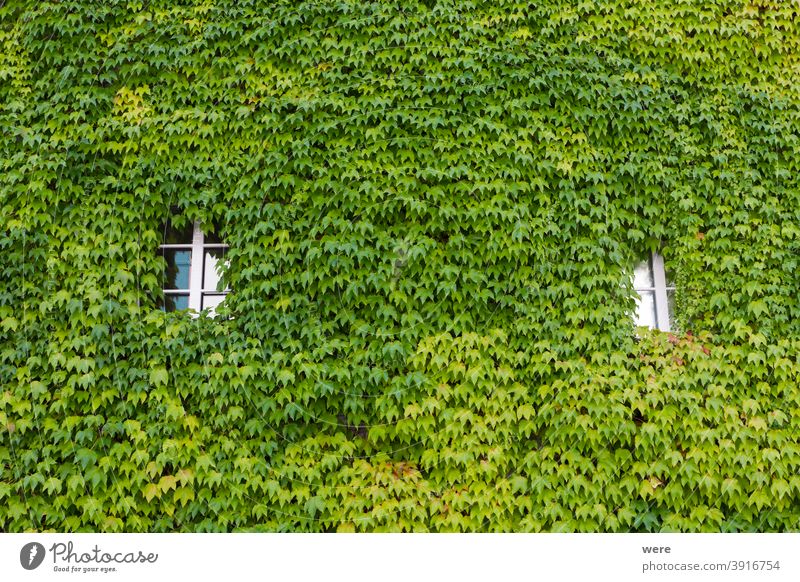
[150,368,169,387]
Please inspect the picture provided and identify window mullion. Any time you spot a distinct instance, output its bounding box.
[188,222,204,312]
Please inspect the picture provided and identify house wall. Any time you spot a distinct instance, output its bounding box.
[2,0,800,531]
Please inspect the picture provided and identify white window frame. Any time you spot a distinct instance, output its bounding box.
[633,252,674,332]
[159,221,229,313]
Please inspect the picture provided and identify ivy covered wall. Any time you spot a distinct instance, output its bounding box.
[2,0,800,531]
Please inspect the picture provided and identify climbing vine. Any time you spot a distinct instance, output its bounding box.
[2,0,800,532]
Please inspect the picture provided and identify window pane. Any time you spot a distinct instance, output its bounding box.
[161,219,194,244]
[633,259,653,288]
[159,293,189,312]
[667,289,676,329]
[201,293,226,313]
[204,223,224,245]
[161,249,192,289]
[203,248,228,292]
[635,291,656,328]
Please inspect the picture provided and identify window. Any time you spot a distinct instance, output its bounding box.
[158,220,229,314]
[633,252,674,331]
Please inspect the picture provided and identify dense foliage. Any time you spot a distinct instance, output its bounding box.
[2,0,800,531]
